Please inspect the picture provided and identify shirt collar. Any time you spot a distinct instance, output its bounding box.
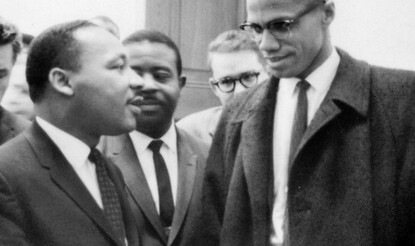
[129,120,177,155]
[36,116,91,170]
[279,47,340,94]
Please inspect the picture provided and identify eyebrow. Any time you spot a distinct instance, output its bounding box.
[108,53,127,64]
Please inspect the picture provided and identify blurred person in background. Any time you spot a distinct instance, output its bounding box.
[2,33,35,120]
[177,30,268,145]
[0,17,29,144]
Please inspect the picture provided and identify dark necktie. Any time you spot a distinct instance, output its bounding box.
[289,80,310,166]
[89,148,126,246]
[148,140,175,228]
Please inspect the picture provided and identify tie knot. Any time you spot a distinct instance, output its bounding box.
[88,148,104,166]
[148,140,163,153]
[297,80,310,91]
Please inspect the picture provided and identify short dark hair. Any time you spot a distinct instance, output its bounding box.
[123,29,183,76]
[0,16,22,63]
[26,20,97,102]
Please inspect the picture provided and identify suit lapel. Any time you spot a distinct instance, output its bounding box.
[107,134,168,243]
[167,129,197,246]
[26,122,123,246]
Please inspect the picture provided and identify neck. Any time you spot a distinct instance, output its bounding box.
[35,104,99,147]
[298,36,333,79]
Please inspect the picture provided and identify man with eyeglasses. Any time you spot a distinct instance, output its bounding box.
[0,17,29,144]
[177,30,267,145]
[200,0,415,245]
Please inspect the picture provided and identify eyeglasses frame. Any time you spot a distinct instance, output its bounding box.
[211,71,260,93]
[239,1,325,41]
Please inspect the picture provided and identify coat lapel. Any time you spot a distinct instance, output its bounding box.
[291,49,370,166]
[167,128,198,245]
[26,122,123,246]
[232,77,279,237]
[106,134,168,243]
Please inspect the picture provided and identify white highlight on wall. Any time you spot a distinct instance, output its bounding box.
[332,0,415,70]
[0,0,146,39]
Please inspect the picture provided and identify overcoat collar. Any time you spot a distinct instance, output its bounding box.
[225,48,371,236]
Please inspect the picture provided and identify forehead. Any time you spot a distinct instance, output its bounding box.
[125,41,177,70]
[75,27,126,63]
[246,0,308,23]
[211,50,263,77]
[0,44,14,69]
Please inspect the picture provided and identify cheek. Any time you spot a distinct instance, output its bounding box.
[217,92,232,104]
[0,77,10,98]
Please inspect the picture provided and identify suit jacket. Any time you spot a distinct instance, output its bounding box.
[0,122,139,246]
[99,127,209,246]
[200,48,415,246]
[177,106,223,146]
[0,106,29,145]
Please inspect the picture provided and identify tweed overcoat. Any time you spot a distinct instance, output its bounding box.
[200,49,415,246]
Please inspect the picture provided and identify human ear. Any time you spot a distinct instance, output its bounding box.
[48,68,74,97]
[322,1,335,26]
[179,76,186,89]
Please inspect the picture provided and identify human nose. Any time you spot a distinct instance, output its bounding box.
[141,74,158,91]
[257,29,281,52]
[234,81,246,94]
[129,69,144,89]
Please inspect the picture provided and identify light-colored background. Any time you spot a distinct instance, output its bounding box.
[0,0,145,39]
[1,0,414,71]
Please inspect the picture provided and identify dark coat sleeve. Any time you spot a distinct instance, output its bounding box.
[197,95,245,246]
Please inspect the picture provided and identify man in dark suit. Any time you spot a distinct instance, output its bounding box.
[0,20,144,245]
[201,0,415,245]
[100,30,209,246]
[0,17,29,144]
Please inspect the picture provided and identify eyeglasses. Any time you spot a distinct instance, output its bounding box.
[0,23,17,44]
[239,2,323,41]
[211,71,260,93]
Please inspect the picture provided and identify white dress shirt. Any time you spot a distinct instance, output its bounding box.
[129,121,178,214]
[36,116,104,209]
[271,49,340,245]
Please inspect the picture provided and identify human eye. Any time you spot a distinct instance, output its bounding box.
[0,70,9,79]
[116,63,126,71]
[240,72,259,87]
[249,24,263,34]
[219,77,236,86]
[268,20,293,33]
[241,72,257,80]
[153,70,172,82]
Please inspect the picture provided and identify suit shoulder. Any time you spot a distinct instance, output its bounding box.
[178,107,222,125]
[0,134,34,177]
[177,127,209,157]
[0,108,30,132]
